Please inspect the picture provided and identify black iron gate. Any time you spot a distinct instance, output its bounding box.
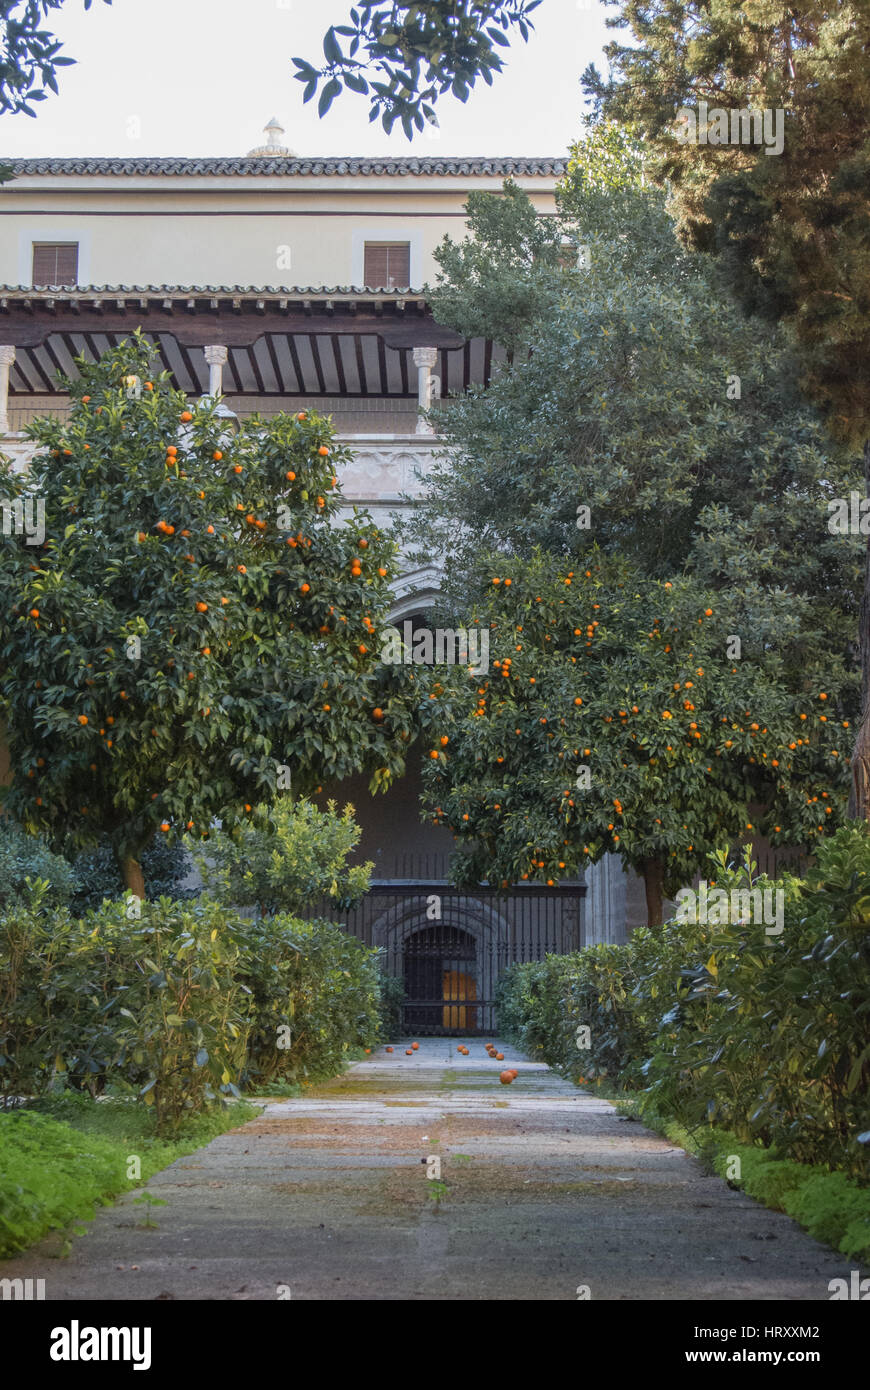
[304,879,585,1036]
[403,923,479,1034]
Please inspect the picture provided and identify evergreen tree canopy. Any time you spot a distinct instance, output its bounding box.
[582,0,870,447]
[404,162,861,695]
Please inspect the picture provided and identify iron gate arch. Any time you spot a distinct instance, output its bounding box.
[402,922,479,1033]
[303,878,585,1036]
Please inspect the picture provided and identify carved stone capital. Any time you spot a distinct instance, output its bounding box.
[412,346,438,370]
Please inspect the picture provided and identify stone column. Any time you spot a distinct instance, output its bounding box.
[0,346,16,434]
[583,854,628,945]
[412,346,438,436]
[203,344,228,397]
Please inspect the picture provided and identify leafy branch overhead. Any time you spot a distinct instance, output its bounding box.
[292,0,542,138]
[0,0,111,117]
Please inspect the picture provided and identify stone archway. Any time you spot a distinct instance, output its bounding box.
[370,892,511,1033]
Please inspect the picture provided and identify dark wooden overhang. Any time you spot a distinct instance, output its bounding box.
[0,288,503,399]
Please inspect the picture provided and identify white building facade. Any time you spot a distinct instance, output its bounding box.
[0,127,649,1023]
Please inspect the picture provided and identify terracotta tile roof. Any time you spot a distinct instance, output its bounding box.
[2,156,565,177]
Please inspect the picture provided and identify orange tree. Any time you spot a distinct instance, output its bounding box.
[418,550,852,923]
[0,334,413,896]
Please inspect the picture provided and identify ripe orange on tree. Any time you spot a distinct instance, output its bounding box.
[0,333,414,892]
[416,549,852,925]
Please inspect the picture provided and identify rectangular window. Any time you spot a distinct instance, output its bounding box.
[363,242,411,289]
[32,243,79,286]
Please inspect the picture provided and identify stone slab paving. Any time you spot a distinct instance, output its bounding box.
[1,1038,856,1300]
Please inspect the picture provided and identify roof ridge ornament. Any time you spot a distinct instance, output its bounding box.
[246,117,295,158]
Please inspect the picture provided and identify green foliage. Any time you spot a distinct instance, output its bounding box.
[0,1095,257,1258]
[583,2,870,447]
[496,828,870,1176]
[0,889,382,1126]
[0,333,414,885]
[425,122,654,356]
[196,797,371,918]
[714,1154,806,1211]
[0,817,74,911]
[70,832,198,915]
[840,1212,870,1261]
[411,177,861,664]
[377,973,405,1041]
[563,117,647,195]
[294,1,541,138]
[0,1,112,118]
[233,913,380,1085]
[417,549,853,911]
[0,894,248,1127]
[783,1173,870,1253]
[426,178,568,352]
[0,1108,140,1257]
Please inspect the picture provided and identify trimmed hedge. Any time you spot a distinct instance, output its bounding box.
[235,912,382,1086]
[496,827,870,1177]
[0,895,381,1129]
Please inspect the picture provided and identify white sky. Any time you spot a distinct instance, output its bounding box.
[0,0,612,159]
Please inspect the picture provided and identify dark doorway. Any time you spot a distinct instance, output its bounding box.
[403,924,478,1035]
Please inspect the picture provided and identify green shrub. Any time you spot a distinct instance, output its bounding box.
[70,834,198,915]
[232,913,380,1084]
[377,973,405,1041]
[86,896,250,1128]
[0,819,74,911]
[497,829,870,1176]
[1,804,384,1127]
[1,888,382,1122]
[0,895,249,1129]
[194,798,371,917]
[0,891,84,1105]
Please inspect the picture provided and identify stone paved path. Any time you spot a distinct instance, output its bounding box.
[2,1039,854,1300]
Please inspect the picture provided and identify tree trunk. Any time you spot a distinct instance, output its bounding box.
[120,854,145,900]
[849,438,870,822]
[641,857,665,927]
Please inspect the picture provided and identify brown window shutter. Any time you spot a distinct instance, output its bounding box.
[363,242,410,289]
[32,243,79,286]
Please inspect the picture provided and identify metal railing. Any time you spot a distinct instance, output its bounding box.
[304,878,585,1035]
